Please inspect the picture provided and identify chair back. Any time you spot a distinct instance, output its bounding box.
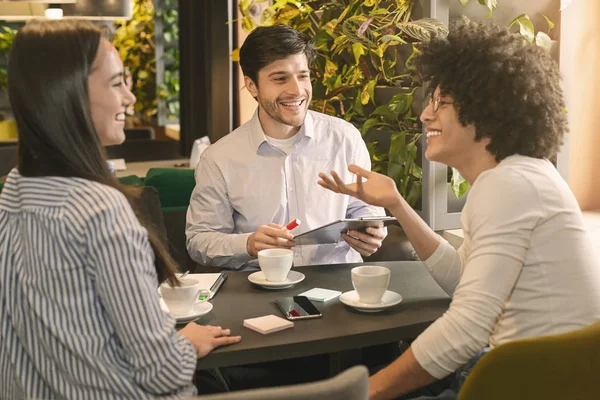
[143,167,198,270]
[196,365,369,400]
[459,321,600,400]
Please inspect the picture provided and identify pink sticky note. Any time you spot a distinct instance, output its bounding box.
[243,315,294,335]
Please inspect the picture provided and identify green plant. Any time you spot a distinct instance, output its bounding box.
[155,0,180,122]
[0,25,18,92]
[237,0,448,208]
[113,0,158,121]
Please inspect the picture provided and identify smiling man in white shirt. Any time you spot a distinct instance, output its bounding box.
[186,25,386,270]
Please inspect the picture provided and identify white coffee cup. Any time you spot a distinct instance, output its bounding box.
[159,278,211,317]
[258,248,293,282]
[351,266,391,304]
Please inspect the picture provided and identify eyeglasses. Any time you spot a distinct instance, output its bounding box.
[429,93,454,113]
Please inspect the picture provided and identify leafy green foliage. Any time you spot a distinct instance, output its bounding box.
[0,25,17,92]
[238,0,448,208]
[156,0,180,122]
[113,0,158,120]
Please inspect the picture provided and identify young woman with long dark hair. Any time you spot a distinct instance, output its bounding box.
[0,19,240,398]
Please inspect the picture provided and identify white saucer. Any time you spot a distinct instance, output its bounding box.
[339,290,402,313]
[159,297,213,323]
[248,270,305,289]
[173,301,213,324]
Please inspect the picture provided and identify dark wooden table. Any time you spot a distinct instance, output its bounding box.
[195,261,450,371]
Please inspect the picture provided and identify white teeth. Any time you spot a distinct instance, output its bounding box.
[426,130,441,137]
[115,113,126,121]
[281,100,303,107]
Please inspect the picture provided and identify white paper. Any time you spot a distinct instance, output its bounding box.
[187,273,221,299]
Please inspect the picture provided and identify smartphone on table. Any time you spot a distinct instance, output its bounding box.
[276,296,323,320]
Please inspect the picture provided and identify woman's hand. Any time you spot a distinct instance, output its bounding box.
[179,322,241,358]
[318,165,402,209]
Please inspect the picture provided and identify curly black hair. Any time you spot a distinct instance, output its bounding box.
[416,20,567,162]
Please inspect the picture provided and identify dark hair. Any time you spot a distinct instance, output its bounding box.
[8,19,180,286]
[239,24,316,85]
[416,20,567,162]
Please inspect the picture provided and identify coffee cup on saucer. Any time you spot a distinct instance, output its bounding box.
[159,278,211,317]
[351,266,391,304]
[258,249,293,282]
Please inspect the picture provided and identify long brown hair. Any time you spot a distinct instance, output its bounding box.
[8,19,180,285]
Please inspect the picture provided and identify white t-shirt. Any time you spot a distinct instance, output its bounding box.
[412,155,600,379]
[266,133,300,155]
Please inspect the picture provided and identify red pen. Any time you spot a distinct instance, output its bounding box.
[284,218,301,231]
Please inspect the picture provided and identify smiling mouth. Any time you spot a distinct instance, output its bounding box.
[426,130,441,137]
[115,113,126,122]
[279,99,305,107]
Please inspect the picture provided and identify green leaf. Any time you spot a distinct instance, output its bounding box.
[361,84,371,105]
[314,30,332,51]
[324,58,338,80]
[371,104,397,122]
[509,14,535,42]
[478,0,498,18]
[367,80,376,105]
[541,14,555,34]
[361,118,379,135]
[364,0,376,7]
[405,181,422,208]
[396,18,449,42]
[388,92,413,117]
[389,132,408,164]
[352,42,366,65]
[450,168,469,198]
[535,31,552,50]
[387,162,405,186]
[381,34,406,44]
[460,0,470,5]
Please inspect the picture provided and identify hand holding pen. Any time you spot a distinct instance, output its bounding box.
[246,218,302,258]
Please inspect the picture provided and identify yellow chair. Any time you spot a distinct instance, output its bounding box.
[459,321,600,400]
[0,120,17,141]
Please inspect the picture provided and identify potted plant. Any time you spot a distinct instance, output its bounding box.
[236,0,447,209]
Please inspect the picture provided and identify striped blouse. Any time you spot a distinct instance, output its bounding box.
[0,169,197,399]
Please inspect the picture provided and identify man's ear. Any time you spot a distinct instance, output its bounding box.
[244,76,258,98]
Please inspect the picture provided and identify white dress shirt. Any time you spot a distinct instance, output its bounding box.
[411,155,600,379]
[186,109,385,270]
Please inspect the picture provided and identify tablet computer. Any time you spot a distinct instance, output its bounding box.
[293,216,399,245]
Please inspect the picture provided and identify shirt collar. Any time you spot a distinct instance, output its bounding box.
[248,108,315,153]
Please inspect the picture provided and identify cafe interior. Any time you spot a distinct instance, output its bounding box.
[0,0,598,399]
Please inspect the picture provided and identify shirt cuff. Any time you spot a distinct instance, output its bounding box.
[411,327,455,380]
[423,238,453,271]
[231,232,254,262]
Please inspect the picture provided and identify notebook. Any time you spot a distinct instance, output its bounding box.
[186,273,222,300]
[243,315,294,335]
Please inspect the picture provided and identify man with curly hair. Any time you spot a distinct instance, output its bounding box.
[319,21,600,399]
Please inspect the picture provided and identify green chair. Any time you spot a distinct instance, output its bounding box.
[143,167,199,270]
[459,321,600,400]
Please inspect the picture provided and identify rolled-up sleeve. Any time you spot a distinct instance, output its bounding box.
[412,173,540,379]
